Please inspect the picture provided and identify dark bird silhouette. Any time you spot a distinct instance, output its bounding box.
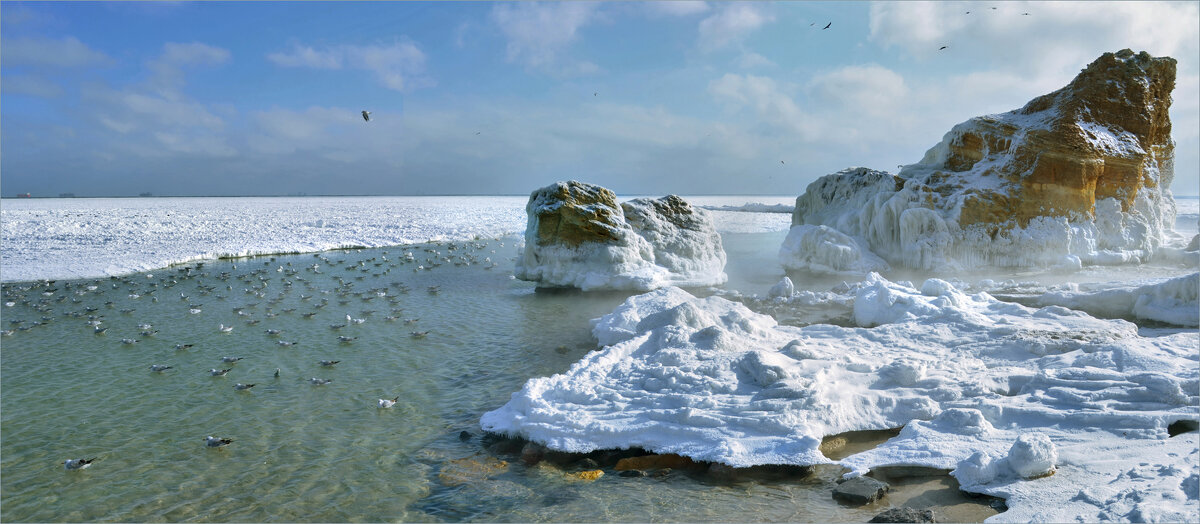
[822,22,831,30]
[361,110,371,122]
[939,46,948,50]
[780,160,785,164]
[1022,12,1030,15]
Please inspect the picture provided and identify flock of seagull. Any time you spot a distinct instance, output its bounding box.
[1,240,507,471]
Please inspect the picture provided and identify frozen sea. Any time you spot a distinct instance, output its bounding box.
[1,195,1197,522]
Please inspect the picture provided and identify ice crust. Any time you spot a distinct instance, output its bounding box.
[1,196,785,283]
[778,224,890,274]
[1034,273,1200,327]
[482,274,1199,522]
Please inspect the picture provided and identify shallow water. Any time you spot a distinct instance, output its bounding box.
[1,229,1193,522]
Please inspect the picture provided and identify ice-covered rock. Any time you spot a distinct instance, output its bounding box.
[788,50,1181,270]
[767,277,795,299]
[482,273,1198,522]
[1007,433,1057,479]
[778,224,890,274]
[514,181,726,291]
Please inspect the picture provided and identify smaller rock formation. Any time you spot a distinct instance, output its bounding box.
[869,507,937,523]
[833,475,890,504]
[515,181,726,291]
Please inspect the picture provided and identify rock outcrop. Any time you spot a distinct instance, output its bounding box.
[515,181,726,290]
[786,50,1180,271]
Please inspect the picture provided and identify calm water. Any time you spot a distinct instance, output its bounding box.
[6,227,1191,522]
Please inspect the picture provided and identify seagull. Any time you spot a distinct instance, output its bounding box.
[94,326,108,334]
[175,343,194,350]
[204,436,233,448]
[121,338,138,345]
[410,331,429,338]
[378,396,399,408]
[309,378,333,385]
[210,368,232,376]
[218,324,233,333]
[318,360,340,367]
[234,383,256,390]
[780,160,785,164]
[823,22,831,29]
[274,368,280,378]
[362,110,371,122]
[221,356,243,363]
[939,46,948,50]
[277,340,297,346]
[265,329,282,335]
[150,364,173,372]
[64,458,95,470]
[337,336,357,343]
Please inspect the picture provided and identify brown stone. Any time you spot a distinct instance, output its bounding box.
[529,181,625,248]
[614,453,695,471]
[568,469,605,482]
[437,456,510,487]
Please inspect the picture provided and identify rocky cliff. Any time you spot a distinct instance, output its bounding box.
[515,181,726,290]
[786,50,1183,271]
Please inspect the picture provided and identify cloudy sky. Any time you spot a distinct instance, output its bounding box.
[2,1,1197,197]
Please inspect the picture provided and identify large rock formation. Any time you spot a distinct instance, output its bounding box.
[515,181,726,290]
[785,50,1181,271]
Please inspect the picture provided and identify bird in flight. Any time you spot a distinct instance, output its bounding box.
[939,46,948,51]
[822,22,831,29]
[362,110,371,122]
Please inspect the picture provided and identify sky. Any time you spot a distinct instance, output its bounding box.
[2,1,1198,197]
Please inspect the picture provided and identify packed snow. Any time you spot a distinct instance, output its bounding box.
[1033,273,1199,327]
[482,274,1199,522]
[1,196,787,283]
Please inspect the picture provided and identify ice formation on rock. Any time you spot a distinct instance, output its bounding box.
[482,274,1198,522]
[514,181,726,291]
[778,224,890,274]
[1034,272,1199,327]
[786,50,1183,271]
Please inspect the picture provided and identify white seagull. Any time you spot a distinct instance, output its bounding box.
[378,396,399,408]
[64,458,95,470]
[234,383,256,391]
[218,324,233,333]
[205,436,233,448]
[149,364,173,372]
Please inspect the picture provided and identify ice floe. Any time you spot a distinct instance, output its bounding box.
[483,273,1199,522]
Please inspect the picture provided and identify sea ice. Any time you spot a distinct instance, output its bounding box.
[482,273,1199,522]
[1034,273,1199,327]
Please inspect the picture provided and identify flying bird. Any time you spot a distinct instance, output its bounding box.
[205,436,233,448]
[822,22,831,29]
[362,110,371,122]
[64,458,95,470]
[939,46,948,50]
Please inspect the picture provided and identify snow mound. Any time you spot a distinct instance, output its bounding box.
[778,224,890,274]
[482,274,1198,522]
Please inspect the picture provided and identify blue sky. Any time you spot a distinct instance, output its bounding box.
[2,1,1197,197]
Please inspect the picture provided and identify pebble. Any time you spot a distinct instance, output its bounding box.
[832,475,889,505]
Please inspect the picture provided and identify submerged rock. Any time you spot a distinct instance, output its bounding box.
[869,507,937,523]
[515,181,726,290]
[833,475,890,505]
[788,50,1180,270]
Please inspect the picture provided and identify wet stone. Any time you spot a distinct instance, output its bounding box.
[521,442,546,466]
[869,507,937,523]
[576,458,600,470]
[618,470,647,478]
[833,476,890,505]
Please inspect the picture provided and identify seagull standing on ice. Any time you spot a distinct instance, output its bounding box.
[64,458,95,470]
[362,110,371,122]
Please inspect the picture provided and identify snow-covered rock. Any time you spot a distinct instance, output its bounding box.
[767,277,794,299]
[787,50,1182,270]
[514,181,726,291]
[482,273,1198,522]
[778,224,890,274]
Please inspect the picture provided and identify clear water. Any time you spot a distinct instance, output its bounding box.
[1,229,1192,522]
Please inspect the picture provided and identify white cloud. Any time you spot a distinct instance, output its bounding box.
[698,4,774,51]
[645,1,710,17]
[808,64,908,118]
[2,74,63,97]
[148,42,230,92]
[490,2,601,75]
[708,73,810,137]
[1,36,113,67]
[267,40,432,91]
[736,51,774,69]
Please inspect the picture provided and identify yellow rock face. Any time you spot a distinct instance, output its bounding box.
[569,469,605,482]
[939,49,1176,227]
[530,181,625,248]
